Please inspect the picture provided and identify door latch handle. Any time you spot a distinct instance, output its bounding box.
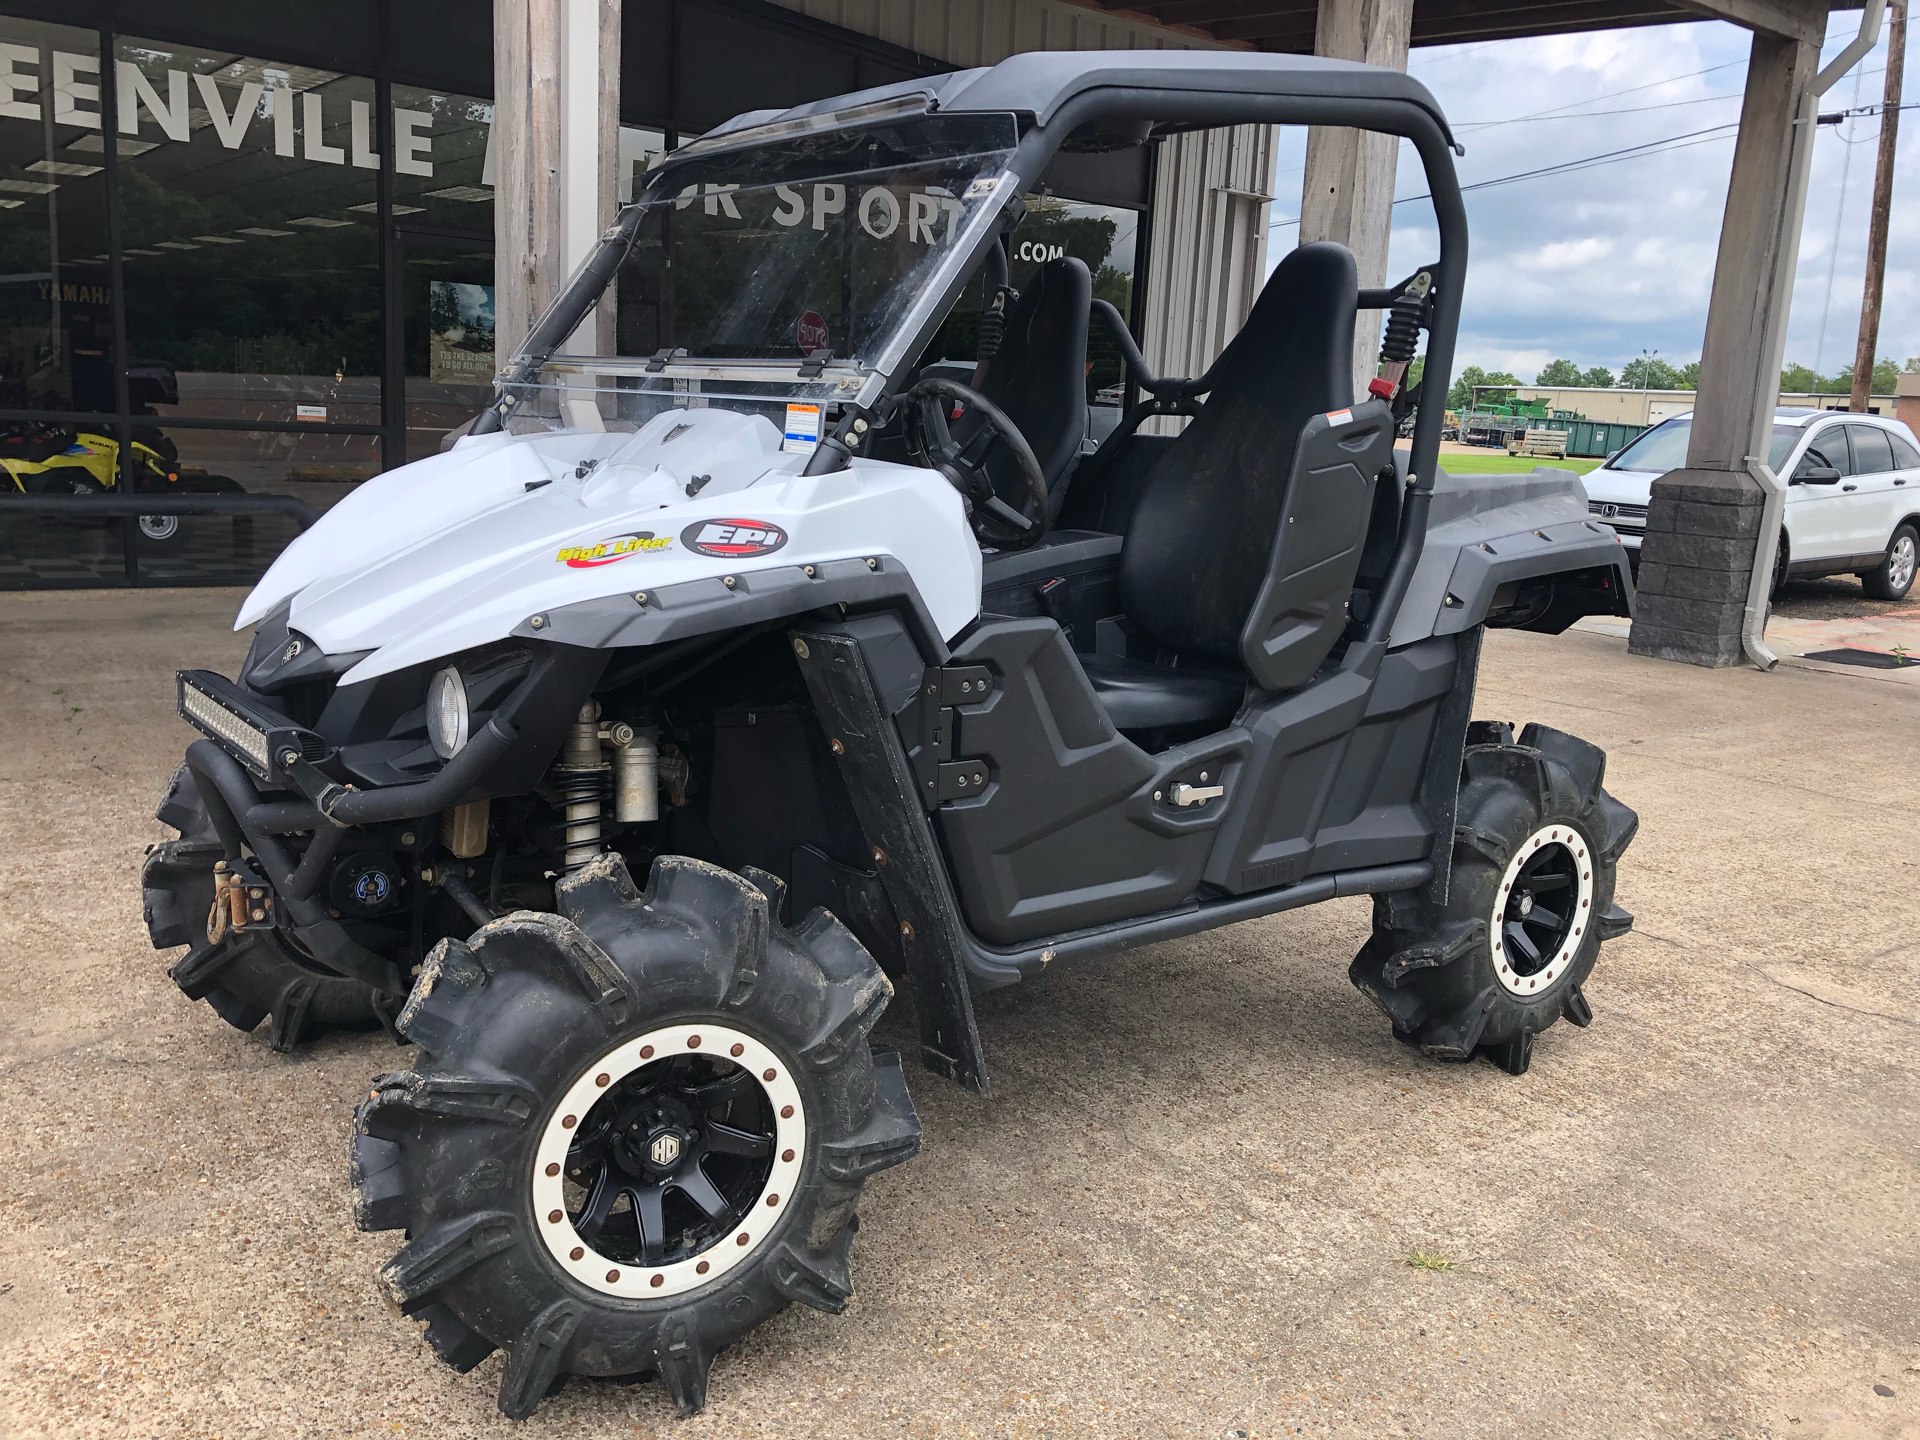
[1843,483,1858,491]
[1170,782,1225,807]
[1897,479,1908,486]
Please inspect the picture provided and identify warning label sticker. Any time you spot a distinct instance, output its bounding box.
[783,403,822,456]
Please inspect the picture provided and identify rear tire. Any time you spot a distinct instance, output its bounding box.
[142,764,383,1049]
[1860,522,1917,601]
[1349,724,1638,1074]
[350,853,920,1420]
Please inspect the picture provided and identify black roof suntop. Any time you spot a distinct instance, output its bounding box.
[698,49,1451,146]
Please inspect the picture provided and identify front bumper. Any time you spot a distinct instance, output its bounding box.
[1587,500,1644,550]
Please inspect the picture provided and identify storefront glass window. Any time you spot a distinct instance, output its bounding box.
[918,195,1139,404]
[1016,197,1137,402]
[114,37,381,425]
[390,82,492,231]
[393,84,495,462]
[0,19,113,415]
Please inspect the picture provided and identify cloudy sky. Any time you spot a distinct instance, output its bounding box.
[1267,11,1916,386]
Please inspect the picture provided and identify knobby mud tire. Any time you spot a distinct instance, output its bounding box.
[1349,723,1639,1075]
[141,764,384,1050]
[350,853,920,1420]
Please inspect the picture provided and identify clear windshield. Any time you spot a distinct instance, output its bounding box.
[503,111,1019,435]
[1606,418,1802,474]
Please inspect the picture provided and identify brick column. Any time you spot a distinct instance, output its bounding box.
[1629,476,1766,666]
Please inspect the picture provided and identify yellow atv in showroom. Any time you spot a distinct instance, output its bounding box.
[0,420,242,553]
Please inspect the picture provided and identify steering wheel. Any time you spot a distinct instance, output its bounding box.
[902,376,1049,550]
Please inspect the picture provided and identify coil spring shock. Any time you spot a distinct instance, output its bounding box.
[552,700,611,871]
[1380,291,1425,367]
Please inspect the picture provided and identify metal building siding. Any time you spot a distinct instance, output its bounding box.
[766,0,1278,396]
[1141,124,1274,384]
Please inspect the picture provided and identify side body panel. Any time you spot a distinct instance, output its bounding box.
[933,618,1248,944]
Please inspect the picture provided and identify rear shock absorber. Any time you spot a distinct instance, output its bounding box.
[1368,269,1433,415]
[551,700,611,871]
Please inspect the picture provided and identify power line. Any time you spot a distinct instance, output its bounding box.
[1455,90,1743,127]
[1456,63,1886,132]
[1268,123,1741,229]
[1451,58,1747,129]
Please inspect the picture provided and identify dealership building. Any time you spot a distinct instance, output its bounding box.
[2,0,1890,674]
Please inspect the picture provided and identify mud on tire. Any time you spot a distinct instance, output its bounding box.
[1349,723,1639,1075]
[142,764,383,1049]
[350,853,920,1420]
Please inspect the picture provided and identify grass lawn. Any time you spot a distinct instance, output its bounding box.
[1435,451,1602,475]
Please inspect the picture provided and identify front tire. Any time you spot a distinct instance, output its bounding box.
[1349,724,1638,1074]
[1860,521,1917,601]
[142,765,384,1048]
[351,853,919,1420]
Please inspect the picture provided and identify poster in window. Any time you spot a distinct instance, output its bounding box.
[429,281,495,384]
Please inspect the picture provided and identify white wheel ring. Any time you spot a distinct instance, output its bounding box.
[1489,825,1594,997]
[531,1022,806,1300]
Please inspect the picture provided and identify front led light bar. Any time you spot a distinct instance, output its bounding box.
[176,670,330,782]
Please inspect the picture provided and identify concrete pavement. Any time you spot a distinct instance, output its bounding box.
[0,588,1914,1440]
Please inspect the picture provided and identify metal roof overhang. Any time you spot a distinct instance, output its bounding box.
[1074,0,1855,52]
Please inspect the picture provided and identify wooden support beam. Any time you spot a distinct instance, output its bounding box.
[1667,0,1830,43]
[1406,0,1697,46]
[1629,28,1825,666]
[1299,0,1413,396]
[494,0,619,397]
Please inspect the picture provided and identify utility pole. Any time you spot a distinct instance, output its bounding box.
[1852,0,1906,412]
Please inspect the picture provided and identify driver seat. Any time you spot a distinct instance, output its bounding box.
[1079,241,1360,735]
[971,257,1092,519]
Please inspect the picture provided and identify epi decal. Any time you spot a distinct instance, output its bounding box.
[679,518,789,558]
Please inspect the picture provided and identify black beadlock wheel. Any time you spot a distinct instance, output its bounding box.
[142,764,383,1049]
[349,853,921,1420]
[1349,723,1639,1075]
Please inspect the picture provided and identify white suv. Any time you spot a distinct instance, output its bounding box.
[1584,408,1920,600]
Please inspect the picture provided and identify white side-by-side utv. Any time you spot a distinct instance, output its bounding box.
[145,49,1637,1418]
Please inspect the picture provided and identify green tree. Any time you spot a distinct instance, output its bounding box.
[1678,361,1700,389]
[1873,356,1899,393]
[1534,358,1582,386]
[1781,361,1821,393]
[1447,364,1521,410]
[1619,356,1684,390]
[1581,365,1615,387]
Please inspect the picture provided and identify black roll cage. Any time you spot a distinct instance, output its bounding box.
[477,74,1468,657]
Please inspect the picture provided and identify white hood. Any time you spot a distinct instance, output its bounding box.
[241,408,981,683]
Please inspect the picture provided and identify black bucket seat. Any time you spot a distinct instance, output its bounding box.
[1078,240,1362,733]
[971,256,1093,517]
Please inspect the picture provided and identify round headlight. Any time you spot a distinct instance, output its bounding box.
[427,666,469,759]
